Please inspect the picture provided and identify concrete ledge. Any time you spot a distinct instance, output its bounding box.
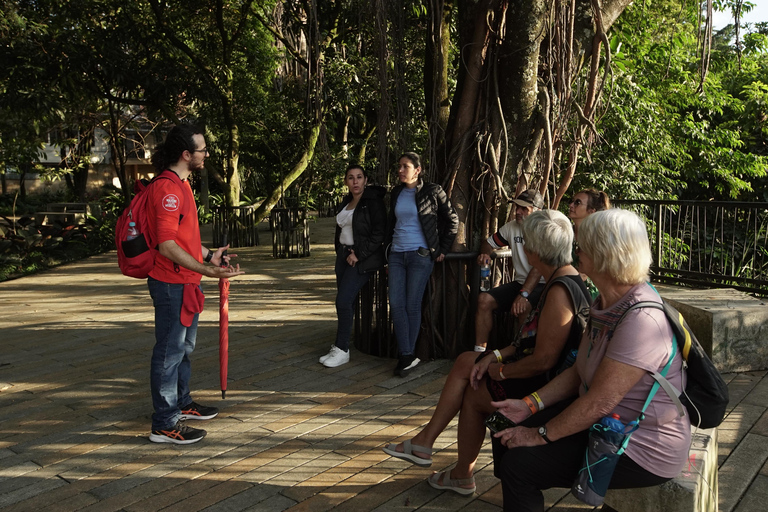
[604,427,718,512]
[655,284,768,372]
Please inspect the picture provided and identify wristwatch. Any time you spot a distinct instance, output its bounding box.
[520,290,530,300]
[538,424,552,443]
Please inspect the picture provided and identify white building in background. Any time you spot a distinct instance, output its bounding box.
[4,126,159,196]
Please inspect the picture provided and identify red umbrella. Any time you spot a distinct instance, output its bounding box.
[218,239,230,399]
[218,275,230,398]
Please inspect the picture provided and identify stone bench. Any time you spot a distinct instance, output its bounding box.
[654,284,768,372]
[603,427,718,512]
[34,202,101,226]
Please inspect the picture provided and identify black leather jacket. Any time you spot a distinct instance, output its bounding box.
[334,185,387,273]
[387,179,459,260]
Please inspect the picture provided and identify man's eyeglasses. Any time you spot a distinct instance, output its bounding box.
[191,148,209,154]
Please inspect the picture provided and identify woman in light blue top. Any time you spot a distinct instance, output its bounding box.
[387,152,458,377]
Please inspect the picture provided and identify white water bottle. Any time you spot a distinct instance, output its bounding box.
[480,263,491,292]
[126,221,139,241]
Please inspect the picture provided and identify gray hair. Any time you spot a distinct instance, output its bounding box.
[578,209,652,285]
[522,210,573,267]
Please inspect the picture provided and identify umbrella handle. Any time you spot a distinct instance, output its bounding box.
[220,233,228,268]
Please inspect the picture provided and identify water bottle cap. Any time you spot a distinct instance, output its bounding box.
[611,413,621,420]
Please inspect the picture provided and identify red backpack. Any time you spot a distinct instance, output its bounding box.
[115,170,183,278]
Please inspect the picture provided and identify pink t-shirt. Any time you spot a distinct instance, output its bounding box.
[576,282,691,478]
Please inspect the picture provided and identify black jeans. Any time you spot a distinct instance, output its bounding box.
[496,401,671,512]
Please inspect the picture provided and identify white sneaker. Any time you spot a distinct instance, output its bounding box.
[319,345,336,364]
[322,346,350,368]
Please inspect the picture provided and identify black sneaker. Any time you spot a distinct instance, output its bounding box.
[394,355,408,375]
[397,355,421,377]
[149,422,206,444]
[179,401,219,420]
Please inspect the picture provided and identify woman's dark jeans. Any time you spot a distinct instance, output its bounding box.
[387,249,434,355]
[334,250,374,351]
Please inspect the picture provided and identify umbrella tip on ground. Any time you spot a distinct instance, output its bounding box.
[221,390,226,399]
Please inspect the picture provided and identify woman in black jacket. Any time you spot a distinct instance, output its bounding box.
[319,164,387,368]
[388,152,458,377]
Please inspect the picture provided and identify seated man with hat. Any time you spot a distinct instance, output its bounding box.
[474,189,546,352]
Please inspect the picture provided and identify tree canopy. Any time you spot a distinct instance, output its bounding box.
[1,0,766,212]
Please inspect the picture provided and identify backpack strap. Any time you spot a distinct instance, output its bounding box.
[618,300,687,420]
[550,275,591,324]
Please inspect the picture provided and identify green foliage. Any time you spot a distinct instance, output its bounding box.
[576,0,768,201]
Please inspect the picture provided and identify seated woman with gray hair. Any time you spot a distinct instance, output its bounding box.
[383,209,590,496]
[490,208,690,511]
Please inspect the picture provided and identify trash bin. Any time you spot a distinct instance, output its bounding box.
[212,205,260,248]
[270,207,310,258]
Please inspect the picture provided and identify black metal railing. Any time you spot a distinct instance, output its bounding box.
[353,250,516,360]
[270,207,310,258]
[212,206,260,248]
[614,200,768,295]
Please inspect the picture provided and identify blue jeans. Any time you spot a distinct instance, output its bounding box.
[388,250,434,355]
[335,251,374,351]
[147,277,200,430]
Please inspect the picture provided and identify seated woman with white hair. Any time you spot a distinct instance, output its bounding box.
[382,209,590,496]
[490,208,691,512]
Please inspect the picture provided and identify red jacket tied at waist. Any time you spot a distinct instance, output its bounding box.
[181,284,205,327]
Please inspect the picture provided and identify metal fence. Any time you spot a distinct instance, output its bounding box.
[614,200,768,295]
[353,250,516,360]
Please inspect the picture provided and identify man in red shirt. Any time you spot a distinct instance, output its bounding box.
[146,124,244,444]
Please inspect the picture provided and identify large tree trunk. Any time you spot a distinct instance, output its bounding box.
[427,0,633,356]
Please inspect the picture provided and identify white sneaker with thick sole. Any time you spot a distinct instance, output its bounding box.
[323,346,350,368]
[319,345,336,364]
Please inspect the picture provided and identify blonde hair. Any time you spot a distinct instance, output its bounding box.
[522,210,573,267]
[578,209,652,285]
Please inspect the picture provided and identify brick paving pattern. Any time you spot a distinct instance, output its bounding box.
[1,217,766,511]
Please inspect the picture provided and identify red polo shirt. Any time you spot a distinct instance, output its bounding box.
[146,170,202,284]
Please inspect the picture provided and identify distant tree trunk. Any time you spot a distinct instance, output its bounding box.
[107,100,130,206]
[253,123,322,223]
[425,0,454,177]
[374,0,391,185]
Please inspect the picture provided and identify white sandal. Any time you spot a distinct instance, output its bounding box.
[382,439,433,467]
[427,469,476,496]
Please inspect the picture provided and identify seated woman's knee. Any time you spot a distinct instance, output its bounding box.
[451,351,480,375]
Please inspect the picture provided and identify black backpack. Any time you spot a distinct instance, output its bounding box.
[619,300,729,429]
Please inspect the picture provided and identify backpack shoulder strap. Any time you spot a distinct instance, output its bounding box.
[549,275,591,321]
[618,299,687,421]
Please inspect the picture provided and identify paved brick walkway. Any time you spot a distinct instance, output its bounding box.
[0,217,766,511]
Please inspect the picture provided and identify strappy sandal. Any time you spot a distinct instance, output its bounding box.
[427,469,476,496]
[382,439,433,467]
